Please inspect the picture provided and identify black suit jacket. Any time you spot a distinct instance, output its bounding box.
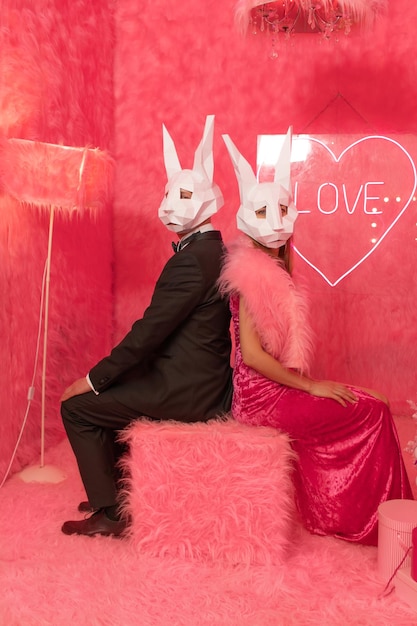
[89,231,233,421]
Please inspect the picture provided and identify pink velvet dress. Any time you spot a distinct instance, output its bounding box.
[230,294,413,546]
[219,238,412,547]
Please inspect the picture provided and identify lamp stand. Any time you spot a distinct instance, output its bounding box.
[18,206,66,484]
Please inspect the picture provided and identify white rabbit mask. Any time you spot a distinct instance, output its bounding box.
[222,127,297,249]
[159,115,224,234]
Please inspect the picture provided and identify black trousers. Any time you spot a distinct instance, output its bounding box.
[61,390,143,509]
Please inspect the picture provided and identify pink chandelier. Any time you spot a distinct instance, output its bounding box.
[235,0,387,56]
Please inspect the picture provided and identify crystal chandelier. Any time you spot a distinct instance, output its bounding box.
[235,1,387,57]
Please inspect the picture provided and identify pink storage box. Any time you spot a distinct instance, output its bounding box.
[378,499,417,583]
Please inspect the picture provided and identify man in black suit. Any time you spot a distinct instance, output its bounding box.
[60,116,232,537]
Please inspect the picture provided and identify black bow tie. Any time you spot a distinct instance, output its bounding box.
[172,231,200,253]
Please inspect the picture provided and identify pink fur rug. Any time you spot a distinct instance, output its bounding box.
[1,433,416,625]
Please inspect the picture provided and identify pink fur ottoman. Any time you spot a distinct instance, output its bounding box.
[121,418,296,565]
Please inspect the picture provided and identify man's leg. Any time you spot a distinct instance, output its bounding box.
[61,389,140,512]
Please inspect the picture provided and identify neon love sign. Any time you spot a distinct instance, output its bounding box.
[258,134,417,286]
[296,180,384,216]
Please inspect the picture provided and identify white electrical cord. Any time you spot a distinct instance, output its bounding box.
[0,259,47,489]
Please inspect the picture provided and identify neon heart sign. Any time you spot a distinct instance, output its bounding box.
[258,135,417,286]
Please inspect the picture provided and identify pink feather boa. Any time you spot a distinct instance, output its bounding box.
[219,236,314,373]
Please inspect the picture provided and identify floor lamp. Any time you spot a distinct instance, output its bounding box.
[0,138,114,483]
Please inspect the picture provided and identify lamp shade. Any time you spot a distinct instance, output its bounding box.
[0,138,114,214]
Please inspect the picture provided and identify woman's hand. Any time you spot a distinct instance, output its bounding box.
[309,380,358,407]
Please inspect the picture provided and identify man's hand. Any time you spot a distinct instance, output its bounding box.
[61,377,91,402]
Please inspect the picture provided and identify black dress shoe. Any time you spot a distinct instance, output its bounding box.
[78,501,95,513]
[61,509,127,537]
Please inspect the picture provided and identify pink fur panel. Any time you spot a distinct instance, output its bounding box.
[121,418,297,566]
[0,0,115,479]
[112,0,417,413]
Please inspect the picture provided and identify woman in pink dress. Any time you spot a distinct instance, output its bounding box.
[219,130,413,546]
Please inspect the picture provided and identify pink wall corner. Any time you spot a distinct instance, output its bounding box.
[0,0,115,479]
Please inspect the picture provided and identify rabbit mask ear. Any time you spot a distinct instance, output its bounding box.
[223,130,298,249]
[193,114,215,183]
[159,115,224,234]
[162,124,182,180]
[274,126,293,196]
[222,134,258,205]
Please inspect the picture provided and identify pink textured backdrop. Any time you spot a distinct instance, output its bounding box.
[112,0,417,414]
[0,0,114,479]
[1,0,417,479]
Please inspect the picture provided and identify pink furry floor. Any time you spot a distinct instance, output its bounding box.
[1,417,417,626]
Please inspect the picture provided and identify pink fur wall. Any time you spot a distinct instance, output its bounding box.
[0,1,114,478]
[1,0,416,482]
[112,0,417,414]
